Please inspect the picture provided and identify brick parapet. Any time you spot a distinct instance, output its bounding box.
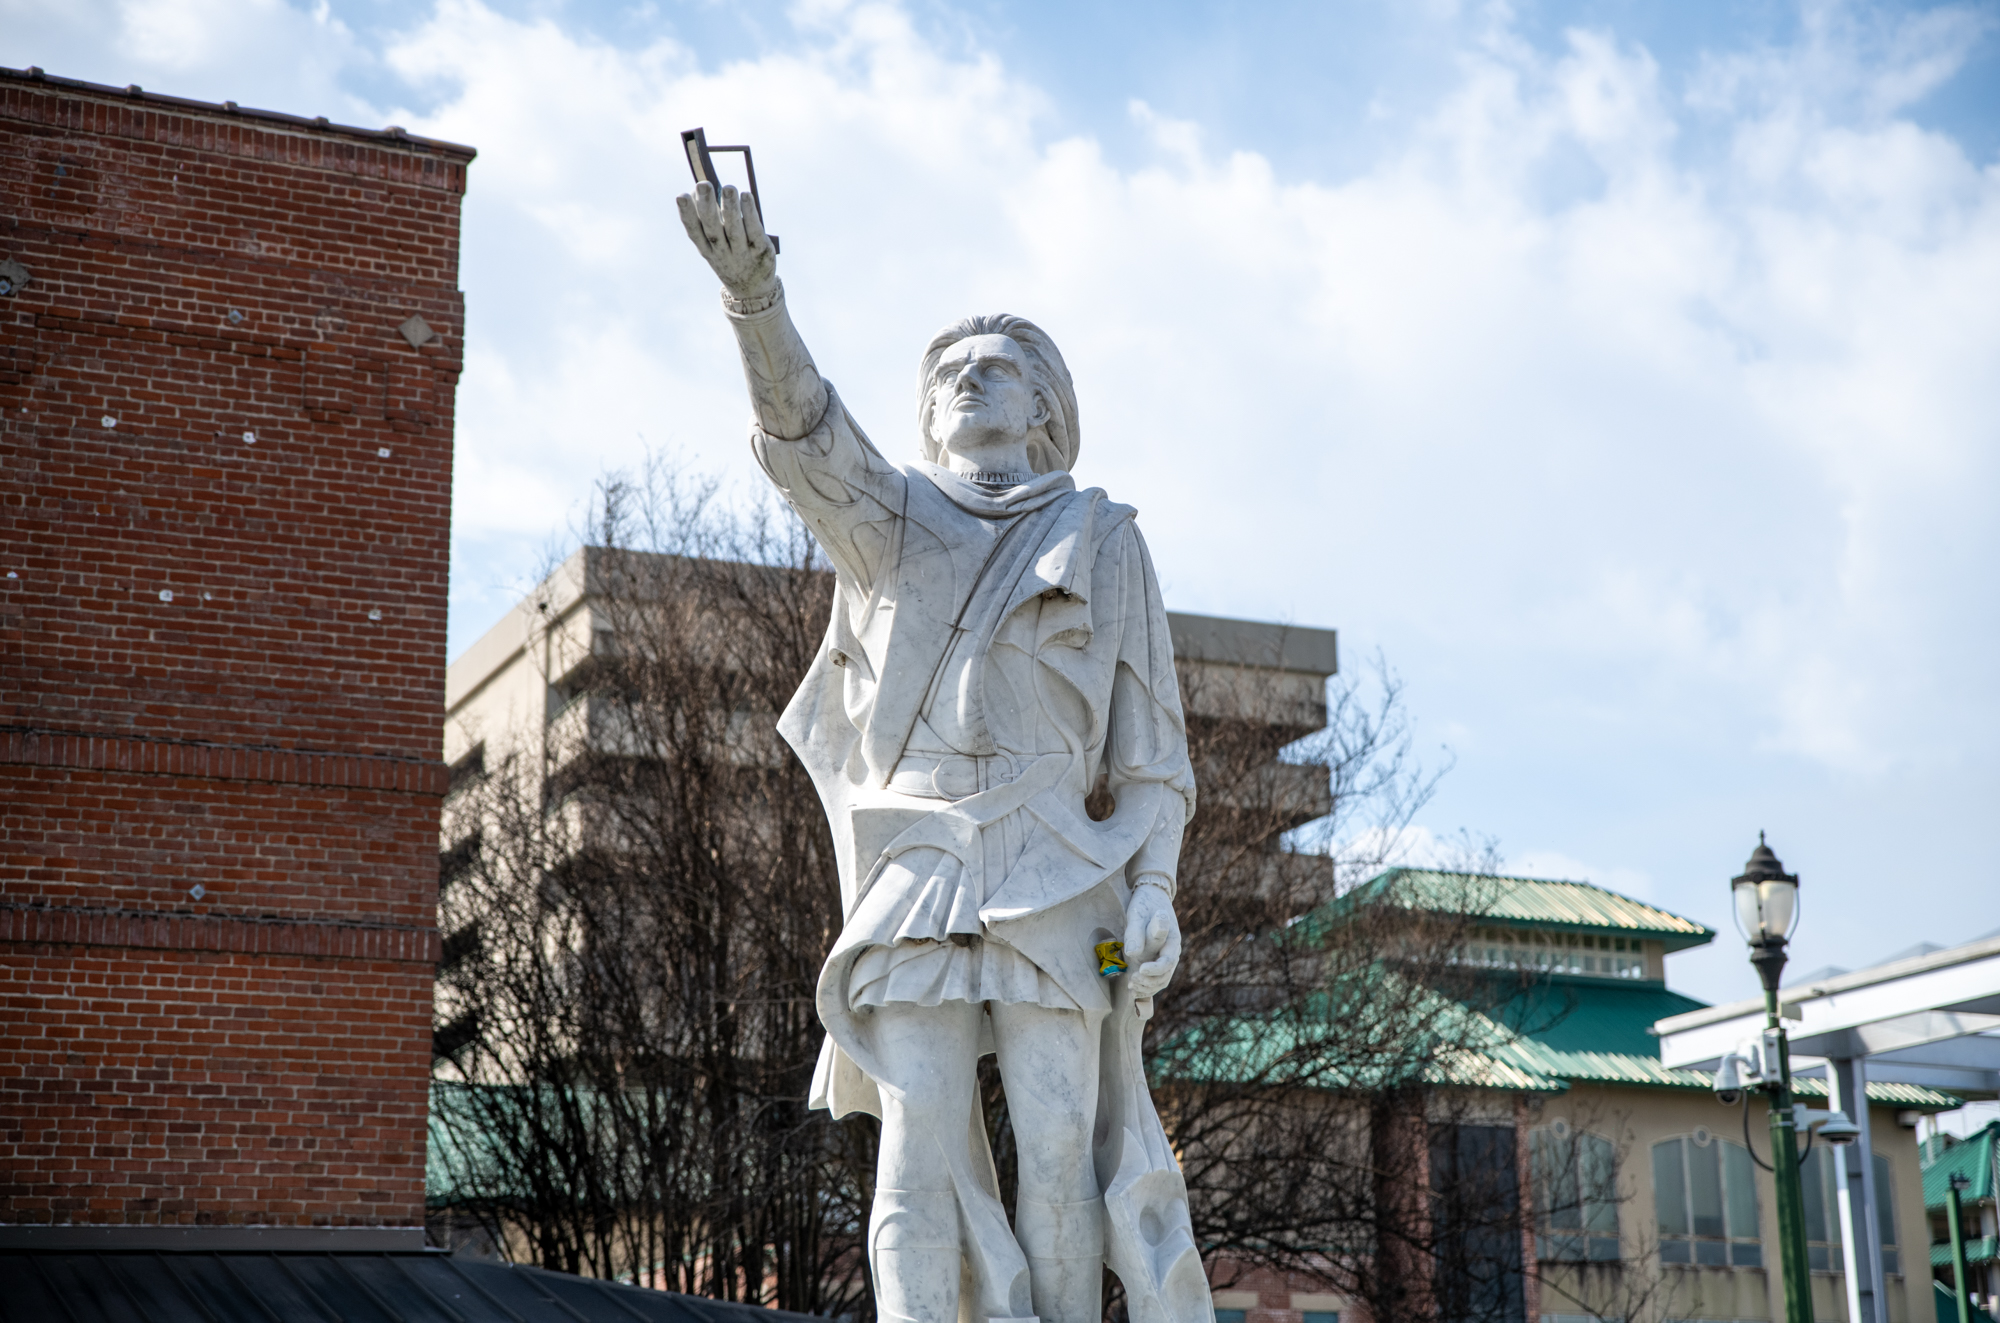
[0,66,473,191]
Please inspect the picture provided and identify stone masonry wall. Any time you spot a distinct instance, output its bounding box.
[0,67,471,1226]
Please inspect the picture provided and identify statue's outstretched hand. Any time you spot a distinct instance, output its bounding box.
[1123,882,1182,1001]
[676,181,776,300]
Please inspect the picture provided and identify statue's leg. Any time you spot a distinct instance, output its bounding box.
[867,998,984,1323]
[990,1000,1104,1323]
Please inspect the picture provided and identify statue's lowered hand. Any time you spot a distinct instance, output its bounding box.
[676,181,777,300]
[1123,883,1182,1000]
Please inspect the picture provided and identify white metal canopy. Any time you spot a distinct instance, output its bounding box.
[1654,932,2000,1323]
[1655,932,2000,1092]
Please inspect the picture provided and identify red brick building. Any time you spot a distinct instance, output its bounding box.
[0,67,472,1231]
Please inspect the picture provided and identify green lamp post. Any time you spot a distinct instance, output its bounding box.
[1731,835,1815,1323]
[1947,1172,1973,1323]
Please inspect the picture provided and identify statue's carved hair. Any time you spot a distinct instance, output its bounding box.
[916,314,1079,474]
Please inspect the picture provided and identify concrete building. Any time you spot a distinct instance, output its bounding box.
[442,545,1340,777]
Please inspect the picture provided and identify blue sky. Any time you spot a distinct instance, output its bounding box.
[8,0,1999,1012]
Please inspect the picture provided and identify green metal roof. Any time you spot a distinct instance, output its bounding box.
[1933,1279,1999,1323]
[1453,976,1958,1103]
[1923,1120,1999,1210]
[1334,869,1717,953]
[1157,956,1962,1108]
[1931,1237,1998,1268]
[1477,972,1709,1056]
[1485,1036,1961,1104]
[1162,870,1959,1106]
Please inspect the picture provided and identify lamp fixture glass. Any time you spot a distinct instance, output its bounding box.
[1732,831,1799,947]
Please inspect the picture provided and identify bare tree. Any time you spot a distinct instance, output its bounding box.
[430,461,871,1314]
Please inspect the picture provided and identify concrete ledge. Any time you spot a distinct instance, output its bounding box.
[0,1224,427,1252]
[1167,611,1338,677]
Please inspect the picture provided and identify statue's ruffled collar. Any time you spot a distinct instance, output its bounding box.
[913,461,1077,519]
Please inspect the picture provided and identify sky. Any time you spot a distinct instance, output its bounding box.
[8,0,1999,1016]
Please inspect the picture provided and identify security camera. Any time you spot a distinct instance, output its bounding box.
[1713,1038,1764,1105]
[1792,1105,1859,1145]
[1713,1054,1744,1106]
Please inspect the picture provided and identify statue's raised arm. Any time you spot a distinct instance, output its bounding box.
[676,182,826,440]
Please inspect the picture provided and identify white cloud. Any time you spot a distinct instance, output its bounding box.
[4,0,369,119]
[352,0,2000,786]
[1687,1,1994,124]
[11,0,1997,998]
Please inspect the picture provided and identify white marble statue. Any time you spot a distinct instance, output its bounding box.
[678,182,1213,1323]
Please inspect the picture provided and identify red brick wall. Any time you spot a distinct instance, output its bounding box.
[1207,1262,1371,1323]
[0,67,471,1226]
[0,948,433,1225]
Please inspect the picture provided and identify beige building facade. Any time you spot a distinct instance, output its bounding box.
[1207,872,1959,1323]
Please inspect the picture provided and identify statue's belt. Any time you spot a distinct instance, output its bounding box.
[886,750,1063,801]
[860,754,1070,890]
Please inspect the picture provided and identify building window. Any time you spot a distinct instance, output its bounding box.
[1800,1147,1899,1276]
[1654,1134,1762,1267]
[1533,1124,1621,1261]
[1460,928,1647,979]
[1302,1313,1339,1323]
[1216,1312,1247,1323]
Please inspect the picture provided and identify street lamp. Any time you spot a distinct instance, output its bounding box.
[1733,830,1799,989]
[1721,835,1816,1323]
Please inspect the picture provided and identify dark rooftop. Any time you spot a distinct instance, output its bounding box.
[0,1228,816,1323]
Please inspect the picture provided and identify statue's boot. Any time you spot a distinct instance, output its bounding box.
[1017,1195,1105,1323]
[872,1188,964,1323]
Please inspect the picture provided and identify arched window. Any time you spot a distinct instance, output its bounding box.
[1800,1147,1900,1276]
[1653,1132,1762,1267]
[1532,1124,1620,1261]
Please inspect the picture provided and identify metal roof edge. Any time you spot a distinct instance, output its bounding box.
[0,1223,427,1252]
[1363,867,1715,939]
[0,65,477,160]
[1473,1050,1960,1106]
[1657,931,2000,1034]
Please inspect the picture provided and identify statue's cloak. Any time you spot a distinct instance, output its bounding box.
[754,387,1210,1323]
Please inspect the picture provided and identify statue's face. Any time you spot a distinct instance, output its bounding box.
[926,334,1048,462]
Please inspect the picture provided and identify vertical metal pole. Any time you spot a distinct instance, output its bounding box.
[1830,1056,1886,1323]
[1766,989,1815,1323]
[1948,1183,1973,1323]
